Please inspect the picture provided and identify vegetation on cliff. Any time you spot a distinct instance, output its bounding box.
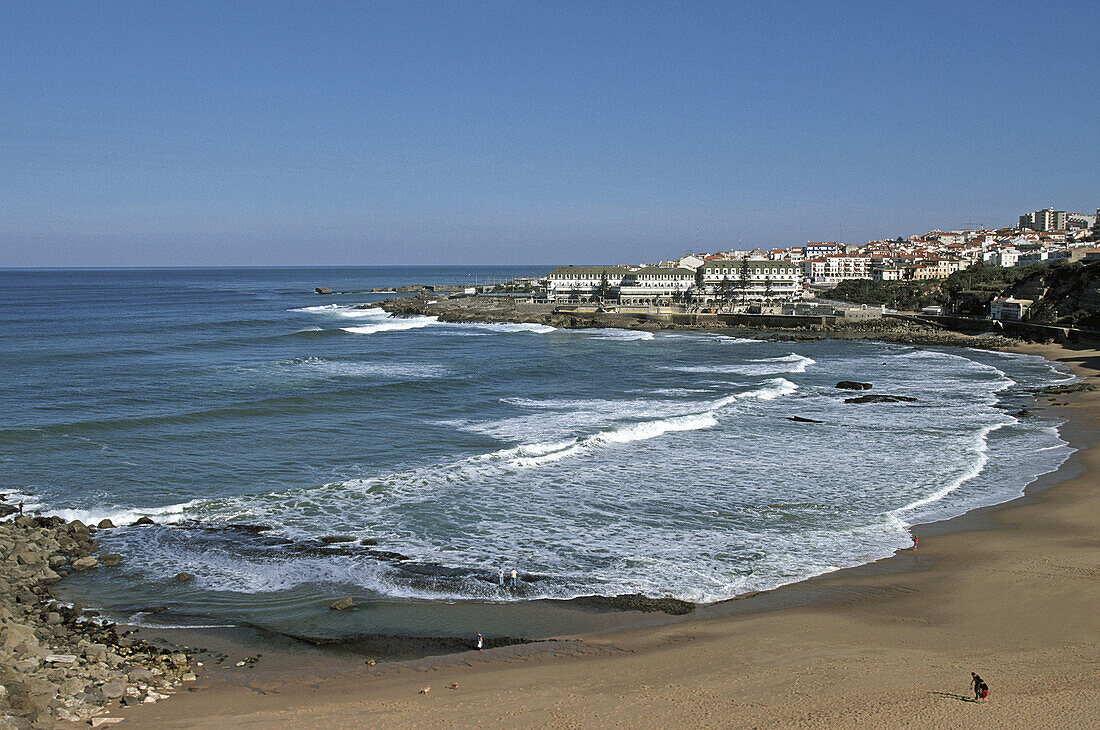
[827,260,1100,327]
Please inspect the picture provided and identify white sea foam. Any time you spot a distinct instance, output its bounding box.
[587,328,656,341]
[260,357,447,380]
[45,499,201,527]
[892,415,1016,520]
[446,321,558,334]
[663,353,816,376]
[342,316,438,335]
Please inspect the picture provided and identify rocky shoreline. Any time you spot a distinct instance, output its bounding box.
[371,294,1030,349]
[0,509,195,728]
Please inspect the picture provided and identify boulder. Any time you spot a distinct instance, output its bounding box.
[99,681,125,700]
[835,381,872,390]
[844,394,918,404]
[97,519,115,529]
[174,572,194,582]
[71,556,99,571]
[132,516,155,526]
[48,555,67,569]
[329,598,354,611]
[99,553,123,567]
[127,668,154,683]
[360,538,379,546]
[315,287,334,295]
[320,535,355,544]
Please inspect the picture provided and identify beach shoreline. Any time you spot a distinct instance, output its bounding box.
[102,339,1099,728]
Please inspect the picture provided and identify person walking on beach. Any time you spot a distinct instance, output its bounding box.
[971,672,986,702]
[498,567,505,587]
[476,632,483,651]
[510,569,518,588]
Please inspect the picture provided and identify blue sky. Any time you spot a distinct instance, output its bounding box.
[2,1,1097,266]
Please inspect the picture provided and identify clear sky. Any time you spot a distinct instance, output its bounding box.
[2,1,1097,267]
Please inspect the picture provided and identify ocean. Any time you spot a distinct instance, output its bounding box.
[0,267,1075,640]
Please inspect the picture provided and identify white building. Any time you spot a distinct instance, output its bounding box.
[802,254,872,283]
[618,267,695,304]
[990,297,1032,321]
[983,248,1022,267]
[546,266,630,302]
[698,259,801,302]
[676,254,705,270]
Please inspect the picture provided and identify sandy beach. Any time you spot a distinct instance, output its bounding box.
[117,341,1100,729]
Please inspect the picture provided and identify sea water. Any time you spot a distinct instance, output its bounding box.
[0,267,1074,636]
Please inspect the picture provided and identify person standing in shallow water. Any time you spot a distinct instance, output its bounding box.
[510,569,518,588]
[498,567,505,587]
[476,632,483,651]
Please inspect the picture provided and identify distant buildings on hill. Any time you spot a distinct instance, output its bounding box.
[540,204,1099,307]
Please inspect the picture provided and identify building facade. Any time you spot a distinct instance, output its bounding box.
[698,259,801,302]
[546,266,630,302]
[1019,208,1067,231]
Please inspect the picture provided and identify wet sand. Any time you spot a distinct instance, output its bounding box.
[120,342,1100,728]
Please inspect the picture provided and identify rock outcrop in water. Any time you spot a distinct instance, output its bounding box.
[570,594,696,615]
[844,394,918,404]
[835,381,872,390]
[0,515,195,727]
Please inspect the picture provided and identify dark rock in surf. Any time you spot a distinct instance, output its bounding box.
[360,538,379,546]
[97,519,115,529]
[365,550,411,561]
[835,381,872,390]
[844,394,917,404]
[174,572,194,582]
[320,535,355,544]
[226,523,273,534]
[329,598,354,611]
[315,287,334,295]
[787,416,823,423]
[571,593,696,615]
[132,516,155,526]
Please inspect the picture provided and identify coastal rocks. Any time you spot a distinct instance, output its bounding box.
[329,598,354,611]
[1041,382,1096,394]
[844,394,918,404]
[315,287,334,295]
[96,519,115,529]
[572,594,696,615]
[0,515,196,727]
[319,535,355,544]
[835,381,872,390]
[131,516,155,526]
[174,572,194,582]
[70,556,99,572]
[99,553,123,567]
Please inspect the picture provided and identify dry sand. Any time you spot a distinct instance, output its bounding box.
[121,342,1100,729]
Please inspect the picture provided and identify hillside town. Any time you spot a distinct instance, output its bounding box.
[540,206,1100,322]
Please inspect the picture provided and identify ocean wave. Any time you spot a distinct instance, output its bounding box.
[586,328,656,341]
[342,316,438,335]
[663,353,816,376]
[44,499,201,527]
[249,357,448,381]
